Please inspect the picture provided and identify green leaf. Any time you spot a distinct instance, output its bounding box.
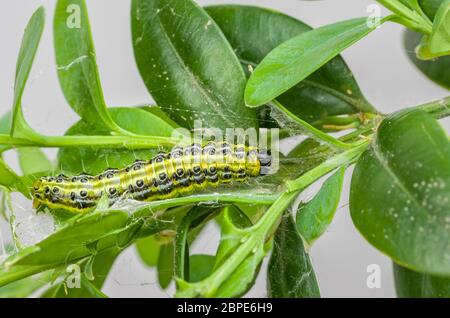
[394,262,450,297]
[0,187,12,220]
[11,7,45,138]
[206,5,373,123]
[157,242,174,289]
[0,271,52,298]
[428,0,450,55]
[0,210,129,287]
[135,235,162,267]
[175,206,268,297]
[41,248,118,298]
[420,0,445,20]
[17,148,53,175]
[296,166,346,245]
[174,206,213,281]
[213,206,253,269]
[189,255,215,283]
[131,0,258,129]
[245,17,387,107]
[350,109,450,276]
[58,107,180,174]
[54,0,126,134]
[0,112,12,153]
[213,243,267,298]
[404,30,450,88]
[399,0,421,10]
[0,159,20,191]
[211,207,265,297]
[41,274,107,298]
[0,159,29,197]
[268,213,320,298]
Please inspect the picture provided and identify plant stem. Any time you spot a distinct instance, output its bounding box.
[377,0,433,33]
[131,192,280,220]
[416,96,450,119]
[0,134,184,149]
[286,141,369,192]
[270,100,358,150]
[176,139,369,297]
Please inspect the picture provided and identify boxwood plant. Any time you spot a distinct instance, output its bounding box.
[0,0,449,298]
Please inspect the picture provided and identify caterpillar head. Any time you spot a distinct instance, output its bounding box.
[257,149,272,175]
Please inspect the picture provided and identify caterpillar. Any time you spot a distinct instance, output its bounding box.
[32,142,272,213]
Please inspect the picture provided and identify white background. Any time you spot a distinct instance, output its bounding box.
[0,0,448,298]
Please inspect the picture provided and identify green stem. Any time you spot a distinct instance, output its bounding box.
[377,0,433,33]
[416,96,450,119]
[391,15,433,34]
[286,141,369,192]
[0,134,183,149]
[271,100,357,150]
[176,139,369,297]
[131,192,280,219]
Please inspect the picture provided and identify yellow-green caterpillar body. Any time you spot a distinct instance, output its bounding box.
[32,143,272,213]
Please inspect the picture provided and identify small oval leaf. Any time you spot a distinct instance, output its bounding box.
[157,242,174,289]
[245,18,385,107]
[206,5,373,123]
[296,166,345,245]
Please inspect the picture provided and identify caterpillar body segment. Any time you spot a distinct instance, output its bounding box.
[32,143,272,213]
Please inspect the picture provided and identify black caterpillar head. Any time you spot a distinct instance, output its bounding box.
[257,149,272,175]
